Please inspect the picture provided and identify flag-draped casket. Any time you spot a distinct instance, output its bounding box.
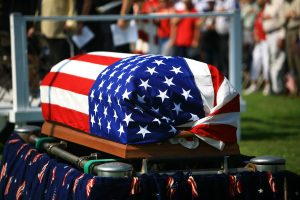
[40,52,240,150]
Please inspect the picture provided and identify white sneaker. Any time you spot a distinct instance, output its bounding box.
[263,84,271,96]
[244,84,258,95]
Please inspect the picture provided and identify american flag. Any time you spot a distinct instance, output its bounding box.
[40,52,239,150]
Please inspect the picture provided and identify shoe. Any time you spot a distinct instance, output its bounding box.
[263,84,271,96]
[244,84,258,95]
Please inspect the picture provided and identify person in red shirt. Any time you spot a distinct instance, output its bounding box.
[155,0,175,55]
[244,0,271,95]
[170,0,203,59]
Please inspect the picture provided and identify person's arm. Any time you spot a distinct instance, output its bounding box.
[192,17,203,48]
[117,0,134,29]
[76,0,92,34]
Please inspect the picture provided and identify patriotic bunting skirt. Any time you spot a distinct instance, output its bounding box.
[0,133,300,200]
[40,52,240,150]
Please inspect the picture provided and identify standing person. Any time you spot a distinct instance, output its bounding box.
[280,0,300,95]
[40,0,77,67]
[170,0,202,59]
[244,0,270,95]
[198,0,219,66]
[263,0,286,94]
[214,0,239,77]
[155,0,175,55]
[240,0,259,74]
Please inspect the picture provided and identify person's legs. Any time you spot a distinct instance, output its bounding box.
[261,40,271,95]
[244,42,263,95]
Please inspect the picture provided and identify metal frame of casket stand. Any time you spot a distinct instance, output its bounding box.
[37,121,252,174]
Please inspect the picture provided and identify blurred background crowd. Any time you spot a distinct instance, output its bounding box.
[0,0,299,105]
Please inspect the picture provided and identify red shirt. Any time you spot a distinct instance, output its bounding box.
[175,9,198,47]
[254,11,266,41]
[157,8,172,38]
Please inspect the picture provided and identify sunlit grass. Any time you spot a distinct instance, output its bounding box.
[240,93,300,174]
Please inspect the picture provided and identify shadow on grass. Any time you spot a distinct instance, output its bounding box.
[241,117,300,140]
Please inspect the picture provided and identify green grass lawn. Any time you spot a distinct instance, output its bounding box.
[240,93,300,174]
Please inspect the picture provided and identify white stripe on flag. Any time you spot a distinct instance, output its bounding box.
[213,78,238,113]
[40,86,89,114]
[88,51,135,58]
[177,112,239,128]
[184,58,215,114]
[50,59,107,80]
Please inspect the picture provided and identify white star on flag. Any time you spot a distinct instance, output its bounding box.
[134,105,144,113]
[118,124,125,136]
[114,63,122,69]
[130,65,139,72]
[113,110,118,121]
[123,64,131,70]
[139,79,152,90]
[146,67,158,75]
[170,66,183,74]
[115,85,121,94]
[90,115,95,127]
[98,91,103,103]
[181,88,193,100]
[163,76,175,87]
[103,106,108,118]
[98,117,102,128]
[137,125,151,138]
[151,107,160,113]
[123,112,134,126]
[94,103,99,115]
[172,102,182,115]
[107,94,112,106]
[122,89,132,100]
[153,59,165,66]
[162,116,171,123]
[169,125,177,134]
[98,80,105,90]
[126,74,134,84]
[156,89,169,103]
[117,72,125,81]
[117,98,122,108]
[107,82,113,91]
[109,70,117,79]
[107,121,111,133]
[153,118,161,125]
[189,113,200,121]
[90,89,95,101]
[137,94,146,104]
[101,68,109,76]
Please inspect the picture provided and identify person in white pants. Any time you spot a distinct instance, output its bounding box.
[247,40,270,93]
[244,0,271,95]
[263,0,286,94]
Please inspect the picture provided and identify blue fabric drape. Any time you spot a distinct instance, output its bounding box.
[0,133,299,200]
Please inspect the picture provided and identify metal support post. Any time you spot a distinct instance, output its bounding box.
[9,13,30,115]
[229,10,244,141]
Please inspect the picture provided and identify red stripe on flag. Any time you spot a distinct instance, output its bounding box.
[68,54,121,65]
[41,72,94,95]
[207,64,224,106]
[209,95,240,116]
[189,123,237,143]
[41,103,89,133]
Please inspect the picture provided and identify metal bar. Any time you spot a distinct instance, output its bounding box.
[229,10,243,141]
[28,134,88,168]
[9,13,30,124]
[229,10,242,93]
[23,12,236,22]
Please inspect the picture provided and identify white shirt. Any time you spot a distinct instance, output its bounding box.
[214,0,237,34]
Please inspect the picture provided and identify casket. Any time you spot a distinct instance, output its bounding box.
[40,52,240,158]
